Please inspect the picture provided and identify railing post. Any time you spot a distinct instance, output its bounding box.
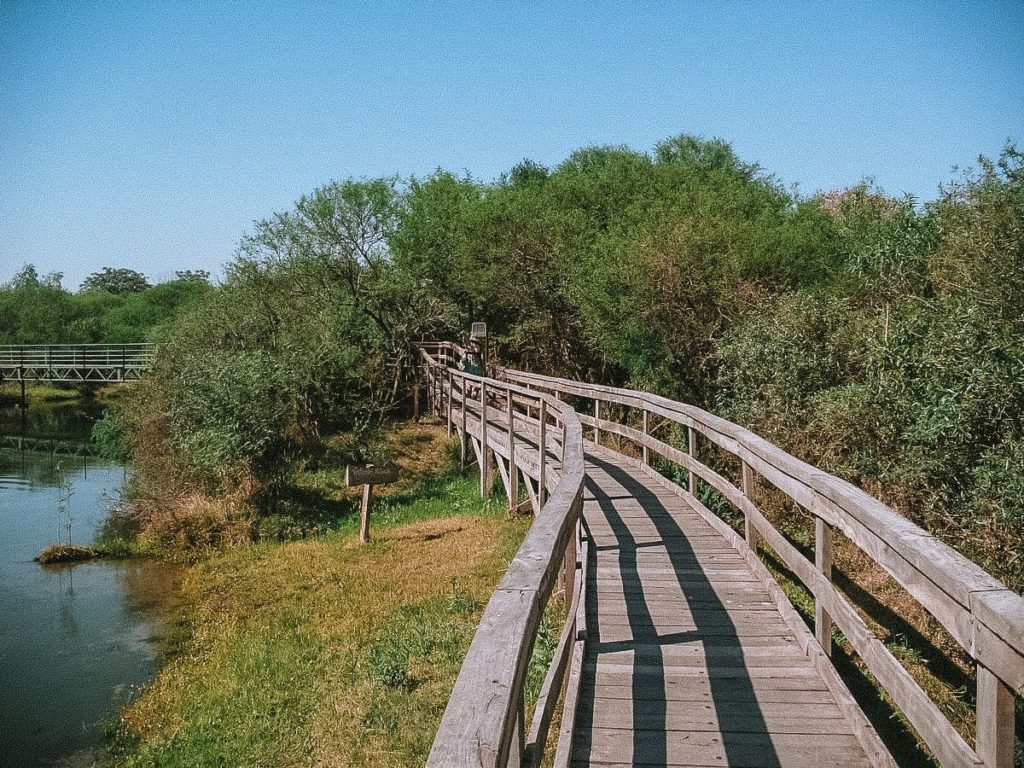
[446,369,453,438]
[432,366,439,415]
[480,381,491,498]
[561,518,578,599]
[641,409,650,465]
[687,426,697,496]
[428,367,435,416]
[460,379,468,470]
[507,386,518,511]
[741,460,758,553]
[815,517,834,656]
[413,368,421,422]
[977,665,1015,768]
[593,399,600,445]
[507,692,525,768]
[538,399,547,508]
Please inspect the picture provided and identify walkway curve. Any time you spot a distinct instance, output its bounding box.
[420,342,1023,768]
[574,444,880,767]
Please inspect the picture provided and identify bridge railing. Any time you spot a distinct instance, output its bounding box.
[0,344,156,382]
[419,342,588,768]
[500,367,1022,768]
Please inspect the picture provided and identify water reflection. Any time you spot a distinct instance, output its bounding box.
[0,402,180,768]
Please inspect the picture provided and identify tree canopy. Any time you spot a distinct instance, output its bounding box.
[14,133,1016,589]
[80,267,151,294]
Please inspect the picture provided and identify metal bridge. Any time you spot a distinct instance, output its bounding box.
[419,342,1023,768]
[0,344,155,385]
[0,434,97,457]
[0,344,155,407]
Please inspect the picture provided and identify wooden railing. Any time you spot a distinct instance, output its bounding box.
[499,367,1023,768]
[419,343,588,768]
[0,344,155,382]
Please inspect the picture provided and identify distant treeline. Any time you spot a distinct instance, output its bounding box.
[0,265,212,345]
[101,134,1022,588]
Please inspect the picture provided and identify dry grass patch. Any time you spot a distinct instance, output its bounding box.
[109,497,530,768]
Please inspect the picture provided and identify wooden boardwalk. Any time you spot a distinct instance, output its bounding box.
[572,446,873,767]
[422,343,1022,768]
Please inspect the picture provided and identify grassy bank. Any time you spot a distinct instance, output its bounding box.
[0,380,132,406]
[0,381,82,404]
[103,426,542,767]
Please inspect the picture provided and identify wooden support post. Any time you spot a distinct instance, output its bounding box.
[507,692,525,768]
[687,426,697,496]
[424,368,431,419]
[815,517,834,656]
[433,368,440,415]
[561,520,577,598]
[594,400,601,445]
[977,665,1015,768]
[641,409,650,465]
[538,399,547,508]
[507,387,518,511]
[460,381,468,471]
[480,381,490,498]
[742,460,759,552]
[359,483,373,544]
[446,369,453,437]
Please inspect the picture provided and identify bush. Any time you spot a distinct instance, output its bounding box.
[92,409,131,461]
[171,351,292,484]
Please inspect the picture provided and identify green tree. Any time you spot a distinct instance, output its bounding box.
[80,267,151,294]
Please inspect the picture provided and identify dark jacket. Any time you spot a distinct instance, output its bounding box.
[459,351,486,377]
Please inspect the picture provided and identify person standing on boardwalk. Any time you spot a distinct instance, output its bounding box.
[458,338,486,377]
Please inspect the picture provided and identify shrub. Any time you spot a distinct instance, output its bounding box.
[92,409,131,461]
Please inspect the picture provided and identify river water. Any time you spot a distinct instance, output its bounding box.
[0,401,181,767]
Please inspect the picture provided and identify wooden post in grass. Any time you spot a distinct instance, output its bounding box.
[413,369,421,422]
[345,463,399,544]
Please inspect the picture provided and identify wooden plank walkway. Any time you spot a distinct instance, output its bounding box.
[571,445,873,768]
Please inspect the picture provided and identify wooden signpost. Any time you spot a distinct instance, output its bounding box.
[345,463,399,544]
[471,321,488,371]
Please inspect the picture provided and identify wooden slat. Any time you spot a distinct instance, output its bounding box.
[424,353,587,768]
[524,521,584,766]
[502,366,1024,692]
[426,351,1022,768]
[739,495,982,767]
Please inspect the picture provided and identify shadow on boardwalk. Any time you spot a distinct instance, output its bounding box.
[575,453,782,766]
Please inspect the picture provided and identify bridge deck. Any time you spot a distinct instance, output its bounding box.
[571,446,872,767]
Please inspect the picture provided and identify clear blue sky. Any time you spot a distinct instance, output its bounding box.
[2,1,1022,289]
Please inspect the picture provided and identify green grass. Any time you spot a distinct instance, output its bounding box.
[0,381,81,404]
[102,426,546,767]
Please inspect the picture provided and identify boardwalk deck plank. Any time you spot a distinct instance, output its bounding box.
[571,445,876,767]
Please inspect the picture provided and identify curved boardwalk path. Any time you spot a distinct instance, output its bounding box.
[575,446,872,767]
[421,342,1022,768]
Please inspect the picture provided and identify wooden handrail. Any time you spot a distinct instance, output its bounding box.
[420,345,587,768]
[498,366,1023,768]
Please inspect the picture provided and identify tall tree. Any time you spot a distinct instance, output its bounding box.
[80,267,151,294]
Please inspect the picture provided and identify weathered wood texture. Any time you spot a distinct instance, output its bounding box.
[420,343,1022,768]
[422,347,587,768]
[499,364,1022,768]
[571,444,885,768]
